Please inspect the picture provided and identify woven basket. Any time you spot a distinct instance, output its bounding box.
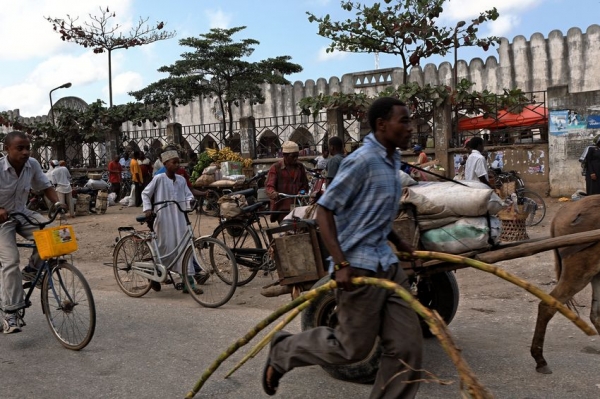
[499,181,516,199]
[499,218,529,242]
[498,204,529,242]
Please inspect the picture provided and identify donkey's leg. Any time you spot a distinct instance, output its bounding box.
[591,273,600,334]
[531,259,592,374]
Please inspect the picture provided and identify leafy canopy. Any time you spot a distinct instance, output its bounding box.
[307,0,499,83]
[129,26,302,137]
[0,101,169,149]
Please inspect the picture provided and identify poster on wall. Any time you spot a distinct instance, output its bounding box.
[549,110,586,135]
[587,115,600,129]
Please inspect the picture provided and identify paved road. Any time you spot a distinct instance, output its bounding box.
[2,264,599,399]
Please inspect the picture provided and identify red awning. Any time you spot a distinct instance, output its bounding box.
[458,105,548,131]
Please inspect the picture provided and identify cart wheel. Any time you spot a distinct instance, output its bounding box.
[415,270,460,337]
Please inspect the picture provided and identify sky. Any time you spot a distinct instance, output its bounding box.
[1,0,598,117]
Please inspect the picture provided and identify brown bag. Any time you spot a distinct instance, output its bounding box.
[195,174,215,187]
[218,194,248,219]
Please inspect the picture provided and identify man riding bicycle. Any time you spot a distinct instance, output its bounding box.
[0,131,65,334]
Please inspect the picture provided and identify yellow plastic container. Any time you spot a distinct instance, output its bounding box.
[32,225,78,260]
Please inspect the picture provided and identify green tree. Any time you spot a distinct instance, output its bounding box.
[0,101,168,165]
[307,0,499,84]
[46,6,176,107]
[129,26,303,143]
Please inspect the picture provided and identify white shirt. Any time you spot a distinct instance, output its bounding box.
[45,166,56,184]
[0,157,52,215]
[51,166,72,194]
[465,150,488,182]
[315,155,329,170]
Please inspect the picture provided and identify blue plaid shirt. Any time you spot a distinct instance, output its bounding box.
[318,133,401,273]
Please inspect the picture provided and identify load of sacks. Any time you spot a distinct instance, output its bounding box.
[399,180,505,254]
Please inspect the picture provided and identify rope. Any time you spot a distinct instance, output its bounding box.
[402,161,468,187]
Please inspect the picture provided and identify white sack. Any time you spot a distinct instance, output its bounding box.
[108,192,117,206]
[399,170,417,187]
[402,181,497,218]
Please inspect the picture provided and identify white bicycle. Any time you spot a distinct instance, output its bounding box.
[112,200,238,308]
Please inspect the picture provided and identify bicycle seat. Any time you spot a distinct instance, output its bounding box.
[280,218,318,229]
[136,214,147,223]
[230,187,257,198]
[240,200,269,214]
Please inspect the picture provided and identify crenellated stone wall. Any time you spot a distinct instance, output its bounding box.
[120,24,600,135]
[4,25,599,137]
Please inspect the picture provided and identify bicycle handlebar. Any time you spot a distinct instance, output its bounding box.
[245,170,267,184]
[151,200,196,214]
[9,206,66,229]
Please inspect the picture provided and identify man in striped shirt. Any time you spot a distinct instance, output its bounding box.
[263,97,422,398]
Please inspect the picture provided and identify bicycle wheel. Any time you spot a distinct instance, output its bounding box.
[182,237,237,308]
[113,235,153,297]
[200,189,220,217]
[212,221,261,286]
[522,190,546,226]
[41,262,96,350]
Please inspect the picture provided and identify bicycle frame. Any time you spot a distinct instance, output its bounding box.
[18,241,74,311]
[120,201,203,282]
[128,225,198,282]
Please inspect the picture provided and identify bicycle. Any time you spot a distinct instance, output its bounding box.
[112,199,238,308]
[0,207,96,350]
[211,189,311,286]
[492,169,546,226]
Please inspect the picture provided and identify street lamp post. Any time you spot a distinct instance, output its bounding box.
[48,82,72,163]
[49,82,72,125]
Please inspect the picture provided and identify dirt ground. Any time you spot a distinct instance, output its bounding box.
[61,195,578,311]
[61,204,291,309]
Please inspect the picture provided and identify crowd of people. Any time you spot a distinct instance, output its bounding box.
[5,96,598,397]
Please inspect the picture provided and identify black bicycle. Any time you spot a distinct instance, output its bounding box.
[211,188,310,286]
[492,169,546,226]
[1,207,96,350]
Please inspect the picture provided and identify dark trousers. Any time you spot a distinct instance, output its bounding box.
[270,264,423,399]
[111,183,121,201]
[133,182,142,207]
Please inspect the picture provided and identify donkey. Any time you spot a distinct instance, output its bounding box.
[530,195,600,374]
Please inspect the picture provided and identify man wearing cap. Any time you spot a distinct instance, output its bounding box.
[265,140,309,223]
[141,150,205,294]
[413,144,428,165]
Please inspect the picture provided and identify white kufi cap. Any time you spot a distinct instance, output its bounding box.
[161,150,179,163]
[282,141,299,153]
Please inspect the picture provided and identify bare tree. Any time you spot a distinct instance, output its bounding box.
[46,7,176,106]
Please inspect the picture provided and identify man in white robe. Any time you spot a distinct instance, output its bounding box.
[141,150,202,294]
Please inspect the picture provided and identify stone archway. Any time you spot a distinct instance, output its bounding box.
[289,127,315,152]
[257,130,280,158]
[201,135,219,151]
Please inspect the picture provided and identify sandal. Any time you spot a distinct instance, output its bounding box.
[262,331,291,396]
[182,286,203,295]
[150,281,161,292]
